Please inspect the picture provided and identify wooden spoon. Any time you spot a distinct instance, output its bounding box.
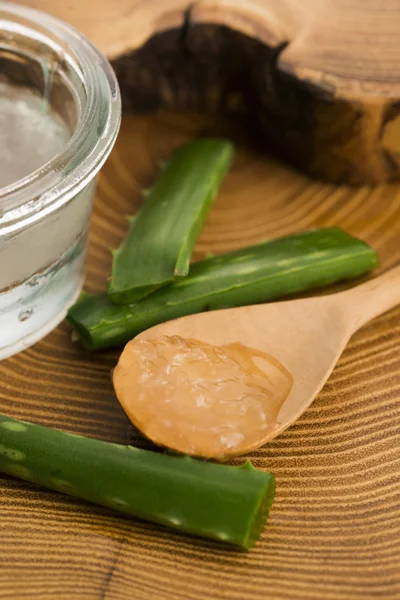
[117,266,400,458]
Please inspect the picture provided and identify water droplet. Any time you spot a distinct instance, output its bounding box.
[18,308,33,322]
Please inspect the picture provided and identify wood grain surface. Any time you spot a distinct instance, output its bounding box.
[1,112,400,599]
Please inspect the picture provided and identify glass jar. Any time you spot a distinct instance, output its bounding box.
[0,2,121,359]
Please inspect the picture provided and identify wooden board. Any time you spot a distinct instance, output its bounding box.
[1,112,400,600]
[16,0,400,184]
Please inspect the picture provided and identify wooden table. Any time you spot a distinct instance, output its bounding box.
[1,112,400,600]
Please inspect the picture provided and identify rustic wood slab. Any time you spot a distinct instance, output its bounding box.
[15,0,400,184]
[1,112,400,599]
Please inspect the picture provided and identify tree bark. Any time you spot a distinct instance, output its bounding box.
[18,0,400,184]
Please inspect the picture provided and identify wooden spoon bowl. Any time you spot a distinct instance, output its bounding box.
[126,265,400,458]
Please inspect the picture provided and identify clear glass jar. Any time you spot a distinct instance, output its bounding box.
[0,2,121,359]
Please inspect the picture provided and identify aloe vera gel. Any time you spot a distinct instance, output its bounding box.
[0,82,70,189]
[0,3,120,360]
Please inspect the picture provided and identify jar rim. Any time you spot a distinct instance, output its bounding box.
[0,2,121,234]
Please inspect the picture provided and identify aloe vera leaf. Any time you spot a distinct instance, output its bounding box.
[0,413,274,549]
[68,228,379,350]
[108,139,234,304]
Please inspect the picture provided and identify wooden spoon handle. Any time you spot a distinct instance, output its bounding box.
[342,264,400,331]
